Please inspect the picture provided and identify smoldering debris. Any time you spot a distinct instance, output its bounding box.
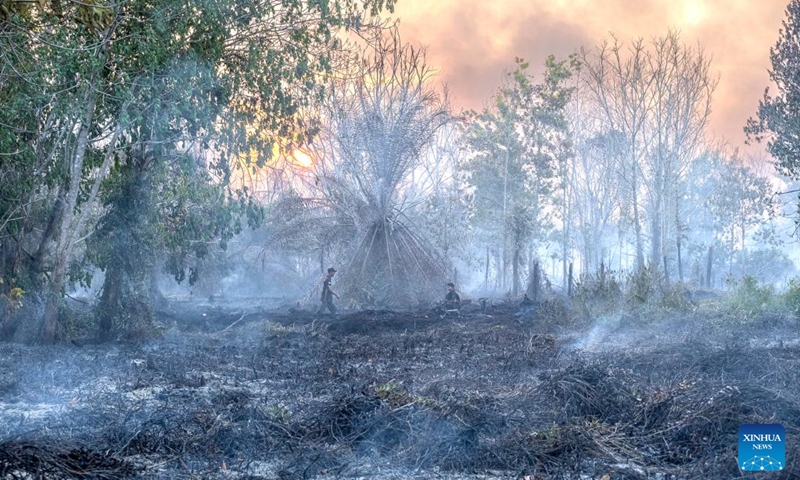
[0,305,798,479]
[0,440,137,479]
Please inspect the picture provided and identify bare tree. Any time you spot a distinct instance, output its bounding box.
[286,28,452,306]
[581,37,652,269]
[580,32,716,274]
[644,33,717,274]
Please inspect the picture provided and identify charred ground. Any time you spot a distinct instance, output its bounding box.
[1,301,799,479]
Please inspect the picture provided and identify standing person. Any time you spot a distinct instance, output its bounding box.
[317,267,339,315]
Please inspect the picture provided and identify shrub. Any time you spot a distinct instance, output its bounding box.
[724,275,779,321]
[625,263,664,306]
[573,267,623,319]
[574,269,623,303]
[659,282,694,312]
[782,277,800,317]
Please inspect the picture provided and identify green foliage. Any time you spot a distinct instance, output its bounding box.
[58,305,96,341]
[625,264,664,306]
[0,277,25,318]
[266,404,292,423]
[782,277,800,317]
[575,269,623,303]
[746,1,800,234]
[463,55,578,290]
[659,282,693,312]
[747,0,800,182]
[723,275,779,321]
[573,264,693,315]
[707,156,777,251]
[2,0,396,341]
[573,268,623,318]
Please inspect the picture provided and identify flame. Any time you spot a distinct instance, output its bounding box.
[292,149,314,168]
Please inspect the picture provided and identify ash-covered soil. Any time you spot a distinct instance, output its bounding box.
[1,303,799,479]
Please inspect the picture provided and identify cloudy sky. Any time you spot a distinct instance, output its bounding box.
[392,0,787,152]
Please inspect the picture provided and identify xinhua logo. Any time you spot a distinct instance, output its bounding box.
[739,424,786,472]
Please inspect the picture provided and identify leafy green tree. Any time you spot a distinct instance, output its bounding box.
[746,0,800,249]
[0,0,395,342]
[747,0,800,179]
[464,56,577,295]
[682,151,778,283]
[708,156,777,259]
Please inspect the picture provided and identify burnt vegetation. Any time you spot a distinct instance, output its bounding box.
[4,1,800,479]
[1,297,799,479]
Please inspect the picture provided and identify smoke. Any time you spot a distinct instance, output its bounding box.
[394,0,786,150]
[570,312,623,352]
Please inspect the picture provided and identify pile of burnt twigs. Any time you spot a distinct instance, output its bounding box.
[0,439,136,479]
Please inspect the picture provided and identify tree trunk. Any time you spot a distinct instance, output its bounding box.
[42,105,93,343]
[41,118,119,343]
[600,261,606,290]
[562,230,568,291]
[706,246,714,289]
[42,256,66,343]
[512,243,521,296]
[96,159,155,341]
[501,247,507,292]
[651,198,662,266]
[675,202,684,282]
[148,263,165,311]
[98,263,121,342]
[631,165,645,269]
[33,184,66,275]
[484,246,489,290]
[494,250,501,290]
[568,262,574,297]
[526,261,541,302]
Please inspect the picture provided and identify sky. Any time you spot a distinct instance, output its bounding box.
[392,0,788,154]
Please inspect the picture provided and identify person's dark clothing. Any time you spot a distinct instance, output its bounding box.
[318,277,337,314]
[444,291,460,309]
[321,277,333,301]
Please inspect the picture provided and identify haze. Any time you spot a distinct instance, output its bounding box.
[395,0,786,151]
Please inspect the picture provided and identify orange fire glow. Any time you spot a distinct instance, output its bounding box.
[292,149,314,168]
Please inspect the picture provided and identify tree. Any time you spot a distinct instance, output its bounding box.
[569,129,624,272]
[581,37,651,269]
[645,33,716,274]
[708,156,777,260]
[0,0,396,342]
[683,150,778,282]
[276,28,453,306]
[747,1,800,217]
[581,32,716,273]
[464,56,577,295]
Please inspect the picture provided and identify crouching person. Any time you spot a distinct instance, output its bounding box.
[438,282,461,318]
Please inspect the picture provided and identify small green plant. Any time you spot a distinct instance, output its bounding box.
[266,404,292,423]
[625,264,663,306]
[724,275,778,321]
[0,277,24,314]
[574,269,623,303]
[0,277,25,333]
[375,379,402,400]
[782,277,800,317]
[659,282,693,312]
[573,267,623,319]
